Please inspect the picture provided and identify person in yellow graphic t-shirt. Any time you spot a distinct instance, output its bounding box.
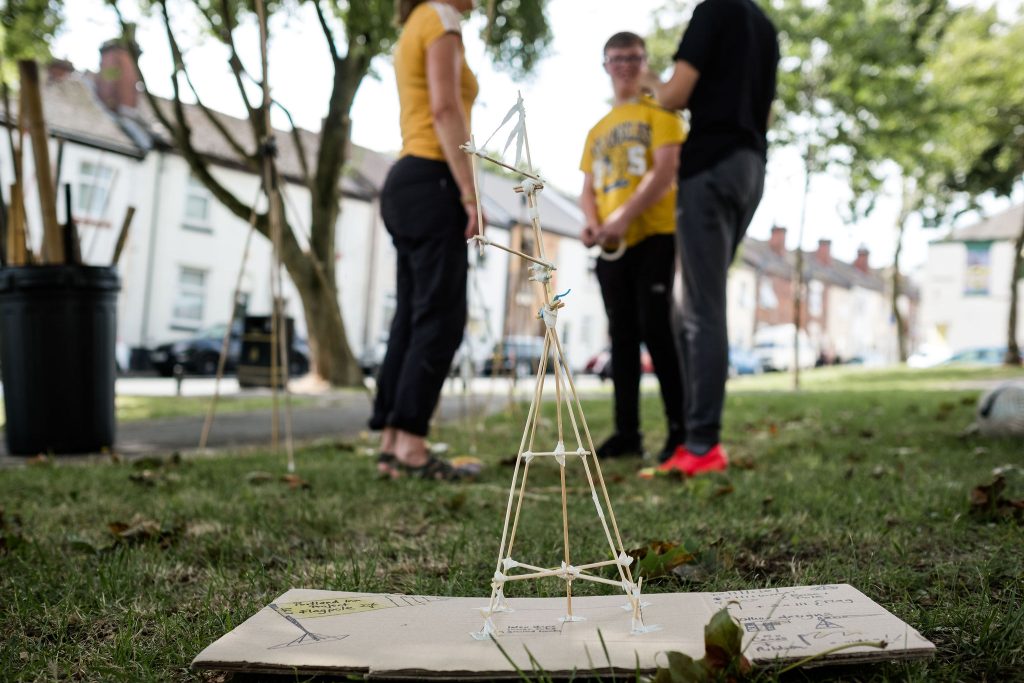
[580,32,686,462]
[370,0,482,481]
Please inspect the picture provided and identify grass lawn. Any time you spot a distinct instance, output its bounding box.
[113,394,318,422]
[0,394,319,429]
[1,366,1022,681]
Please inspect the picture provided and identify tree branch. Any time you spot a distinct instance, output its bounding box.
[174,44,257,168]
[110,1,268,239]
[217,0,263,141]
[313,0,341,64]
[272,98,312,188]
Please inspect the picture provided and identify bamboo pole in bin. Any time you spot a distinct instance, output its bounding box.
[18,59,63,264]
[62,184,81,265]
[111,206,136,266]
[7,182,27,266]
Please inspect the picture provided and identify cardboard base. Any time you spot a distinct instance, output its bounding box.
[192,584,934,679]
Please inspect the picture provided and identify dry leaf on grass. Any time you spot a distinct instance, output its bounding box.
[969,475,1024,523]
[281,474,311,490]
[108,515,181,547]
[245,471,274,485]
[0,508,27,554]
[627,540,698,580]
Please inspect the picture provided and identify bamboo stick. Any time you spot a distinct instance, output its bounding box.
[111,206,136,265]
[7,183,26,266]
[62,183,81,264]
[18,60,62,263]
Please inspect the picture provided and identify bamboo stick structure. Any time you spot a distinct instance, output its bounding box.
[463,96,656,640]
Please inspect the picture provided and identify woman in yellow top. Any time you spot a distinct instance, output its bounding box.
[370,0,481,480]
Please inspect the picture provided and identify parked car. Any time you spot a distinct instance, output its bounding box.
[149,321,310,377]
[482,336,549,377]
[729,346,764,376]
[584,345,654,381]
[907,344,952,368]
[939,346,1007,366]
[753,324,816,372]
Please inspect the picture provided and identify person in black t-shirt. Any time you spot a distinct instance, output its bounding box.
[639,0,780,478]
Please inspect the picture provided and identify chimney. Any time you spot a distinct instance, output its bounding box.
[47,59,74,83]
[769,225,787,256]
[816,239,832,266]
[854,246,870,273]
[97,35,141,112]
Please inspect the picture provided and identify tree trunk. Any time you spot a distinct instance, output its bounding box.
[892,219,908,363]
[286,253,364,386]
[1005,208,1024,366]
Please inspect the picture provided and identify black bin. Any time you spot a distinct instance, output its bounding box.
[237,315,293,389]
[0,265,120,455]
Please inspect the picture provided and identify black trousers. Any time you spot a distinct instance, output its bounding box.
[676,148,765,451]
[369,155,468,437]
[595,233,684,439]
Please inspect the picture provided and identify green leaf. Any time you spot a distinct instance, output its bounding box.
[654,607,752,682]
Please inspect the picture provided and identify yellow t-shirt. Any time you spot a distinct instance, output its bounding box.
[395,2,479,160]
[580,96,686,247]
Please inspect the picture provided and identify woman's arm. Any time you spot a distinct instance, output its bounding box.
[426,33,480,238]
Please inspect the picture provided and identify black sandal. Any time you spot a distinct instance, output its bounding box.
[399,455,474,481]
[376,452,398,478]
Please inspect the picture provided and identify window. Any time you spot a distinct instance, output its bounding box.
[76,161,115,217]
[808,280,824,317]
[759,280,778,309]
[738,280,753,309]
[183,175,212,232]
[964,241,991,296]
[173,267,207,325]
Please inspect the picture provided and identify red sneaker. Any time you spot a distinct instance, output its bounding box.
[639,444,728,478]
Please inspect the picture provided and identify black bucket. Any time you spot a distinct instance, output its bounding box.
[0,265,120,455]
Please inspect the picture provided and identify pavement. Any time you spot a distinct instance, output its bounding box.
[0,374,627,467]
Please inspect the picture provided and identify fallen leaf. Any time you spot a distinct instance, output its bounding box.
[108,515,181,547]
[129,469,160,486]
[281,474,311,490]
[245,471,274,485]
[713,483,735,498]
[443,492,468,512]
[185,521,222,538]
[627,540,698,580]
[109,518,162,542]
[732,455,756,470]
[969,475,1024,523]
[0,508,27,555]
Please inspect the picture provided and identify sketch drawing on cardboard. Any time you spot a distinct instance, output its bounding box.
[266,603,347,649]
[460,95,653,640]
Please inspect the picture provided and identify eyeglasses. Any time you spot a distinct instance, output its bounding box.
[605,55,644,65]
